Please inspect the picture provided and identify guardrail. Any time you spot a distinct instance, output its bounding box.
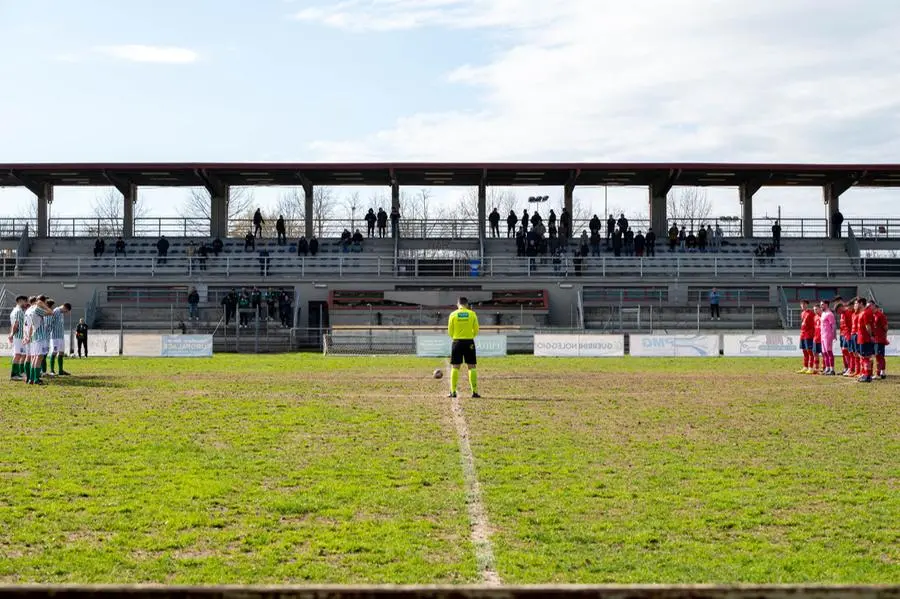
[5,254,881,280]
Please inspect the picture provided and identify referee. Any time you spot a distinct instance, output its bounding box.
[447,297,480,398]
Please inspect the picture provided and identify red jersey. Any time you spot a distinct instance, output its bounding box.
[814,314,822,343]
[873,311,889,344]
[799,309,816,340]
[839,309,852,339]
[851,311,860,336]
[857,307,875,344]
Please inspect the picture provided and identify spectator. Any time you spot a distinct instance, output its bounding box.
[668,224,678,252]
[253,209,264,238]
[309,236,319,257]
[697,226,707,252]
[589,229,602,257]
[489,208,501,238]
[390,207,401,238]
[772,220,782,252]
[831,210,844,239]
[266,288,278,321]
[251,287,262,319]
[340,228,352,252]
[278,290,293,328]
[93,237,106,258]
[686,230,697,252]
[611,229,622,257]
[530,211,542,229]
[186,241,197,269]
[617,213,628,235]
[573,248,584,276]
[187,287,200,321]
[589,214,601,237]
[297,236,309,257]
[579,230,590,257]
[221,289,237,326]
[212,237,223,257]
[352,229,364,253]
[156,235,169,265]
[606,215,615,243]
[560,208,572,240]
[547,209,557,230]
[506,210,518,237]
[377,208,388,238]
[258,249,271,276]
[705,225,714,253]
[365,209,377,238]
[645,227,656,257]
[276,215,286,245]
[244,231,255,252]
[75,318,88,357]
[678,226,687,252]
[520,209,529,234]
[515,227,526,257]
[114,236,126,257]
[709,287,721,321]
[634,230,646,257]
[715,223,724,251]
[238,290,251,328]
[198,243,209,270]
[624,227,634,256]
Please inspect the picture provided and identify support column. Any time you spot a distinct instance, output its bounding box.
[209,188,230,239]
[739,184,754,238]
[391,182,400,212]
[824,183,841,239]
[303,182,314,239]
[647,191,666,238]
[564,183,575,237]
[122,184,137,237]
[37,184,52,237]
[477,183,487,240]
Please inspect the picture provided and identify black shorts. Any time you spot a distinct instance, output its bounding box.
[450,339,477,366]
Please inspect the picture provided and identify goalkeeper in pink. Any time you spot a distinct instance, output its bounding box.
[819,300,837,375]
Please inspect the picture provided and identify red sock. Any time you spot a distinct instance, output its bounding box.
[877,355,885,373]
[815,355,821,370]
[850,354,857,373]
[841,349,849,370]
[802,350,810,368]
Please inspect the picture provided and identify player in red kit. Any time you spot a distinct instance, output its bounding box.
[797,300,816,374]
[845,298,860,377]
[837,301,852,374]
[855,298,875,383]
[812,305,823,374]
[872,303,889,379]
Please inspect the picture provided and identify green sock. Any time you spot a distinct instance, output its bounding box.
[41,357,47,373]
[50,354,56,373]
[11,362,18,377]
[35,364,41,382]
[469,369,478,394]
[58,354,64,372]
[24,362,31,379]
[450,368,459,393]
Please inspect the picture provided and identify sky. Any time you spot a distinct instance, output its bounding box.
[1,0,900,224]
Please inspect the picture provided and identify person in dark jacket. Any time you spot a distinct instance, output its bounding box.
[253,209,265,238]
[156,236,169,264]
[376,208,388,238]
[624,227,634,256]
[606,215,615,243]
[297,236,309,257]
[634,231,646,257]
[645,228,657,257]
[211,237,223,256]
[506,211,518,237]
[276,215,287,245]
[75,319,89,357]
[187,287,200,321]
[244,231,255,252]
[221,290,237,326]
[365,209,377,237]
[309,237,319,257]
[488,208,501,238]
[93,237,106,258]
[114,237,126,257]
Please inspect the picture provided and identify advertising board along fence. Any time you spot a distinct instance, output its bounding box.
[630,334,720,357]
[724,332,900,357]
[533,334,625,357]
[415,335,508,358]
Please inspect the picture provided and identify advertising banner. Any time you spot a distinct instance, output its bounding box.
[415,334,508,357]
[630,334,720,357]
[123,334,164,357]
[161,335,214,357]
[723,332,802,357]
[86,332,122,356]
[533,334,625,357]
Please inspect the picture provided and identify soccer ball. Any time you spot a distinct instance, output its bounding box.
[433,368,444,379]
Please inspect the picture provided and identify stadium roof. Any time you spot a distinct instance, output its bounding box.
[2,162,900,191]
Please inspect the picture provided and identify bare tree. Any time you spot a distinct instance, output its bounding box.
[667,187,712,231]
[312,187,336,238]
[273,188,305,238]
[400,188,449,238]
[179,187,254,233]
[89,190,149,237]
[342,192,362,233]
[452,188,520,221]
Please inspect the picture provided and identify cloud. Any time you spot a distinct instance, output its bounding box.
[298,0,900,164]
[96,45,199,64]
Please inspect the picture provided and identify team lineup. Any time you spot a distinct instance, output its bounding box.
[8,295,73,385]
[797,296,889,382]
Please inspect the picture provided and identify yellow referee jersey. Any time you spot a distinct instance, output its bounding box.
[448,308,480,340]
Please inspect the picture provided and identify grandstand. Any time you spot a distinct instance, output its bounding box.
[3,161,900,352]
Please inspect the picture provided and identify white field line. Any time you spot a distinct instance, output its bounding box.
[449,391,501,585]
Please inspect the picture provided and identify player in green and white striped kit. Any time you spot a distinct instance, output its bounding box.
[23,296,50,385]
[7,295,28,381]
[47,301,72,376]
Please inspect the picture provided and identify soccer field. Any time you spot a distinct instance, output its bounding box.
[1,355,897,584]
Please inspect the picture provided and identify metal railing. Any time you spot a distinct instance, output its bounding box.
[16,223,30,258]
[7,254,880,280]
[846,225,861,259]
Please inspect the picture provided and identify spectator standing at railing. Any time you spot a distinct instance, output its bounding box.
[704,224,714,252]
[668,223,678,252]
[156,236,169,265]
[377,208,388,238]
[390,207,401,238]
[678,226,687,252]
[352,229,364,253]
[686,230,697,252]
[297,236,309,257]
[244,231,255,252]
[606,215,615,244]
[276,215,287,245]
[365,209,377,238]
[697,226,707,252]
[186,241,196,270]
[772,220,782,252]
[560,208,572,239]
[198,243,209,271]
[114,236,126,257]
[831,210,844,239]
[309,236,319,257]
[238,291,251,328]
[266,288,278,321]
[278,290,293,328]
[617,213,629,235]
[634,231,645,257]
[590,215,602,239]
[611,229,622,257]
[506,210,518,237]
[93,237,105,258]
[624,227,634,256]
[253,209,265,238]
[579,230,590,257]
[589,229,602,257]
[488,208,500,238]
[530,211,543,230]
[187,287,200,322]
[520,209,529,234]
[212,237,223,257]
[75,318,88,358]
[221,290,237,326]
[709,288,721,321]
[548,209,557,231]
[645,227,656,256]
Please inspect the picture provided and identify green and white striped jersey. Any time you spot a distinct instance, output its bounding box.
[48,307,66,339]
[25,306,49,342]
[9,306,25,340]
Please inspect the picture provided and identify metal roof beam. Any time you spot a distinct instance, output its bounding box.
[7,170,44,197]
[649,169,681,197]
[196,169,227,197]
[565,169,581,190]
[826,171,866,197]
[294,171,313,191]
[102,170,135,196]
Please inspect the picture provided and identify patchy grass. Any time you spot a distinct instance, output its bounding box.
[0,355,897,583]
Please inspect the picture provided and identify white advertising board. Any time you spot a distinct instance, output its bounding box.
[415,334,507,357]
[161,335,214,357]
[123,334,164,357]
[86,332,122,356]
[630,334,720,357]
[723,332,802,357]
[533,334,625,357]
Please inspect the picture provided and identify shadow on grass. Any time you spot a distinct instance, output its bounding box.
[45,375,126,389]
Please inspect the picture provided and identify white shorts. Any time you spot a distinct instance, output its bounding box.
[12,339,24,356]
[51,338,65,353]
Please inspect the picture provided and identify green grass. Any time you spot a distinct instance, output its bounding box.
[0,355,897,584]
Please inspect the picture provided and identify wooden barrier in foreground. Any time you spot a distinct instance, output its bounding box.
[0,586,897,599]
